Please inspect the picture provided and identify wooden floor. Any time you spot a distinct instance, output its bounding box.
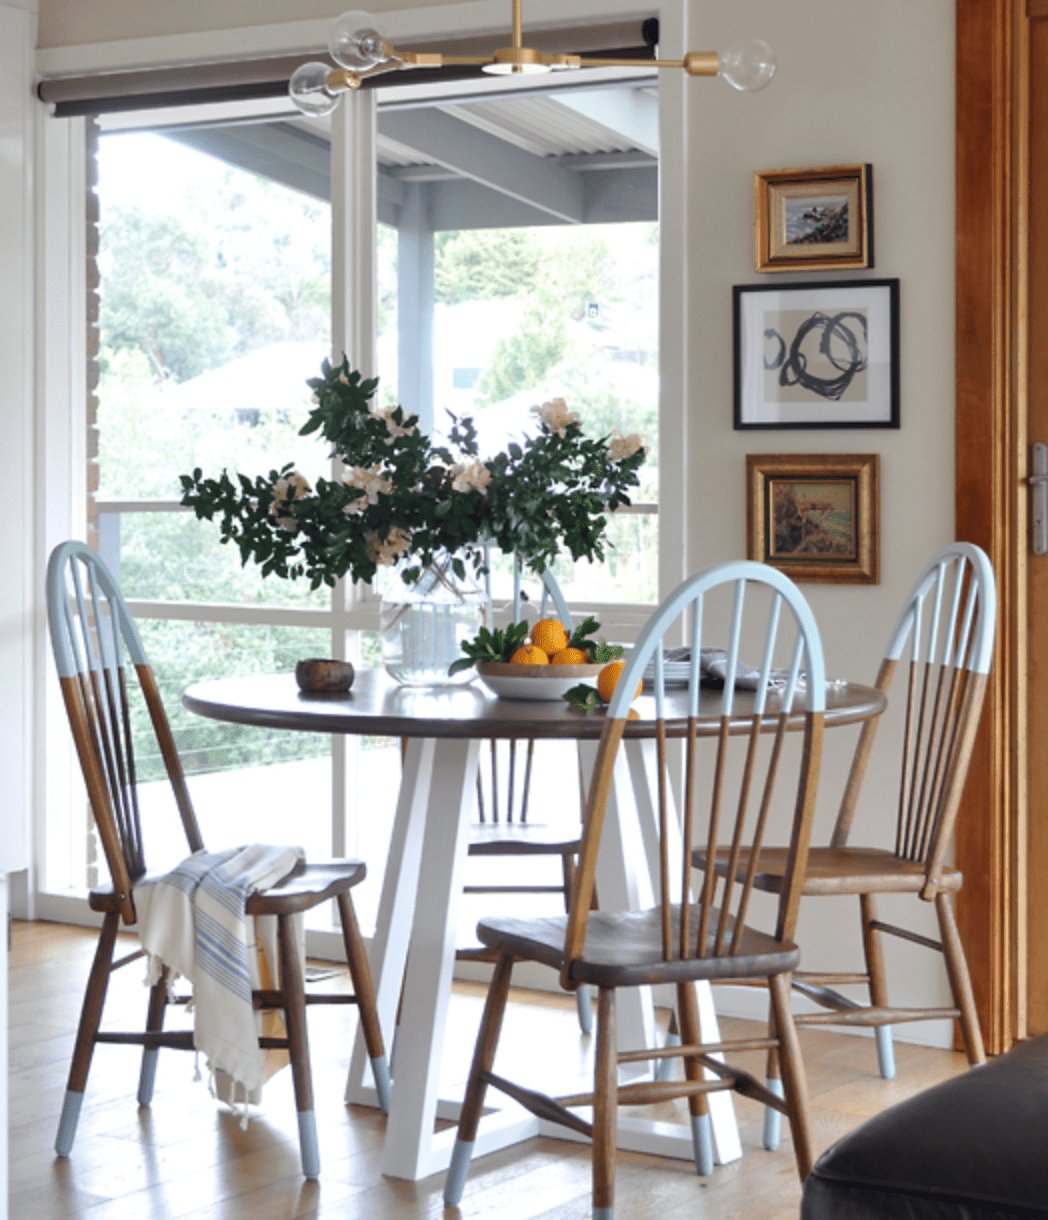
[10,920,969,1220]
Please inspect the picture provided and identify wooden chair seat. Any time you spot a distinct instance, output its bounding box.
[478,907,800,989]
[244,859,367,914]
[468,822,582,856]
[89,861,370,916]
[696,846,963,896]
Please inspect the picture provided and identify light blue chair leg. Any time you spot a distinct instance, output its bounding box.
[576,984,594,1035]
[444,1138,474,1206]
[763,1077,784,1150]
[54,1089,84,1157]
[137,1048,160,1107]
[298,1110,320,1180]
[372,1054,392,1114]
[875,1024,896,1080]
[691,1111,714,1176]
[655,1027,681,1082]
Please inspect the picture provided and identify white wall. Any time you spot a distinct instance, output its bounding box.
[1,2,37,1208]
[684,0,957,1042]
[37,0,448,47]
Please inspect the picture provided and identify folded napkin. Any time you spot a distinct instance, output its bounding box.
[134,844,305,1105]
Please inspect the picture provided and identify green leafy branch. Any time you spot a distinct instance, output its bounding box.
[179,354,646,590]
[447,621,530,675]
[564,616,626,662]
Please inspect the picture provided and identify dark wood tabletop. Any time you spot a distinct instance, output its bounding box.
[182,668,886,741]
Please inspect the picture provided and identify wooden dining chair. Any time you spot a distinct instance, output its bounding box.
[444,560,827,1218]
[692,541,996,1146]
[461,564,594,1033]
[46,540,390,1180]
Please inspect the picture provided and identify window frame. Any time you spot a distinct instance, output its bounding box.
[31,0,694,949]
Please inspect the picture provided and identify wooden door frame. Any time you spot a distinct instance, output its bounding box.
[955,0,1029,1053]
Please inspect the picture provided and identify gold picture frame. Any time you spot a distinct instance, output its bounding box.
[754,164,873,272]
[747,453,879,584]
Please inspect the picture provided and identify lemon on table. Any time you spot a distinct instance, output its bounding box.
[551,647,590,665]
[597,660,643,704]
[530,618,570,657]
[509,645,550,665]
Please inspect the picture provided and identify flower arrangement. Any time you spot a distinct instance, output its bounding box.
[179,355,646,590]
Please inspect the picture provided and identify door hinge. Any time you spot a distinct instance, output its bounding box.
[1030,442,1048,556]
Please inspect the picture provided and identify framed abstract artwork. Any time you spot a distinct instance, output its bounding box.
[733,278,899,430]
[746,452,880,585]
[754,163,873,272]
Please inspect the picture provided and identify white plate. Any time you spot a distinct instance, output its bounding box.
[476,660,605,701]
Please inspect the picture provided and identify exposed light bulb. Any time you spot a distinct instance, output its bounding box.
[329,10,388,71]
[719,38,776,92]
[481,61,551,75]
[289,62,340,116]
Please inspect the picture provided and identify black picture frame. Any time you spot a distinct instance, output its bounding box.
[733,278,900,430]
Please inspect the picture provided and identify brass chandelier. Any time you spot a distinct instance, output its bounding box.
[289,1,775,114]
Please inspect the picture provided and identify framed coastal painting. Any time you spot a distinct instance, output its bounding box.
[746,453,879,584]
[754,163,873,272]
[733,278,899,430]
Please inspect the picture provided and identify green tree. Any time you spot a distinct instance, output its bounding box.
[98,138,330,385]
[434,229,543,303]
[100,207,231,381]
[474,299,567,405]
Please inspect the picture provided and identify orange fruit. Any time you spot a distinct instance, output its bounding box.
[530,618,570,656]
[551,647,590,665]
[509,645,549,665]
[596,660,643,704]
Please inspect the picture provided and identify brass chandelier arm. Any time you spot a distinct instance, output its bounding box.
[325,49,720,93]
[574,54,719,75]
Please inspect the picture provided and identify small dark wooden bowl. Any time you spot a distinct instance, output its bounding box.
[295,658,355,693]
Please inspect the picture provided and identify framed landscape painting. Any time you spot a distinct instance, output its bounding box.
[733,278,899,430]
[746,453,879,584]
[754,163,873,272]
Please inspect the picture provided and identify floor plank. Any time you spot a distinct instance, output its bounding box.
[11,920,969,1219]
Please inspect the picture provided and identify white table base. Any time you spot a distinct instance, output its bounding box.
[346,734,742,1181]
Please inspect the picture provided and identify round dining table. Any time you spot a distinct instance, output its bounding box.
[184,667,886,1181]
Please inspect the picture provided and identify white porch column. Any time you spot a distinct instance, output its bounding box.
[331,90,378,378]
[397,181,435,433]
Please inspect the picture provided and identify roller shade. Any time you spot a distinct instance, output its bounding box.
[39,19,658,117]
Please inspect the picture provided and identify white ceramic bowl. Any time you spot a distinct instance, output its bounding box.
[476,660,605,701]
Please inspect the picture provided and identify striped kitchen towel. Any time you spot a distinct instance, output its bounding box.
[134,844,305,1103]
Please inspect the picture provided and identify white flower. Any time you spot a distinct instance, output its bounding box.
[345,463,392,505]
[342,494,369,517]
[338,372,349,384]
[269,471,311,530]
[531,397,579,438]
[366,526,412,566]
[449,458,492,495]
[607,429,644,463]
[371,402,418,443]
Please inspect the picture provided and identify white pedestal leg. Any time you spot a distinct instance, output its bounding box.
[347,736,435,1105]
[379,736,480,1179]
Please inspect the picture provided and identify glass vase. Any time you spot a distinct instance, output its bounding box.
[380,554,487,686]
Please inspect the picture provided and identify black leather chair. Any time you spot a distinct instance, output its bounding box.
[801,1033,1048,1219]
